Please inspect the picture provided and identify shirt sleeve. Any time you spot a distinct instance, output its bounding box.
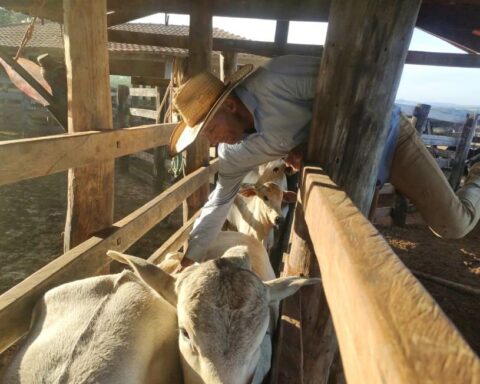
[185,134,287,262]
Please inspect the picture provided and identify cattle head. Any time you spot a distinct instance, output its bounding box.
[107,248,319,384]
[256,159,287,187]
[240,182,297,228]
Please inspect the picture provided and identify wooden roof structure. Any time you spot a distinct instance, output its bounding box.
[1,0,479,54]
[0,1,479,383]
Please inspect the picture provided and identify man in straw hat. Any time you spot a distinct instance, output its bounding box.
[169,55,480,267]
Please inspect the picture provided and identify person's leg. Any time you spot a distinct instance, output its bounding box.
[389,115,480,239]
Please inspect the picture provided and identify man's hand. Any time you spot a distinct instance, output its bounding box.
[173,256,195,274]
[285,142,307,174]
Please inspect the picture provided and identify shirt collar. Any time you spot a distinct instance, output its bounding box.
[233,86,258,132]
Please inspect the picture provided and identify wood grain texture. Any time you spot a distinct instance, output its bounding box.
[184,0,212,217]
[307,0,422,215]
[0,162,216,354]
[63,0,114,251]
[0,123,175,186]
[302,167,480,384]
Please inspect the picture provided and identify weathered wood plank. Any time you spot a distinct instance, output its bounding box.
[308,0,422,214]
[184,0,212,218]
[0,123,176,186]
[129,87,158,98]
[449,114,476,189]
[302,167,480,383]
[63,0,114,251]
[422,134,459,147]
[0,161,217,353]
[148,210,201,264]
[130,107,157,120]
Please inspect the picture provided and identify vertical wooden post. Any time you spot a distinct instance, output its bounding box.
[279,0,422,382]
[275,20,290,49]
[308,0,421,214]
[153,85,170,193]
[449,114,476,190]
[413,103,431,134]
[117,84,130,174]
[63,0,114,252]
[184,0,212,218]
[221,51,238,79]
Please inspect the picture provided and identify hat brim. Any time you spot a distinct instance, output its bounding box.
[168,64,255,156]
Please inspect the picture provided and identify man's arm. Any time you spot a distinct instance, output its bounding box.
[184,135,288,263]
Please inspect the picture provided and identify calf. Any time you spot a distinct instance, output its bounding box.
[111,246,319,384]
[226,182,296,250]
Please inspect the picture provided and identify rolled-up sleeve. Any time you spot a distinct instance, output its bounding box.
[185,134,287,262]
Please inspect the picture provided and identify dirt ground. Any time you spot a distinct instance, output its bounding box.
[0,165,180,294]
[378,223,480,355]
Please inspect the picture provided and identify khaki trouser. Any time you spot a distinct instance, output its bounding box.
[389,115,480,239]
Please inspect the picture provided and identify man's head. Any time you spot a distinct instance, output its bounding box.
[200,94,254,146]
[169,65,255,156]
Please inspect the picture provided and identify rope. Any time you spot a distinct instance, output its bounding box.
[14,0,46,61]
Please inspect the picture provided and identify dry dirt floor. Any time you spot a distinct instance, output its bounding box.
[378,222,480,355]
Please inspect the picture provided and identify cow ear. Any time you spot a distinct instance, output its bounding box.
[282,190,297,204]
[265,276,321,303]
[239,186,257,198]
[107,250,177,307]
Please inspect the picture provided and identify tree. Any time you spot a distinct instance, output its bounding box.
[0,7,32,26]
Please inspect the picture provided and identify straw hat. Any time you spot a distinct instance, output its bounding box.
[169,64,254,156]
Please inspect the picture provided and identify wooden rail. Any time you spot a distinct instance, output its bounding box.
[0,123,175,186]
[148,210,201,264]
[301,166,480,383]
[0,159,218,353]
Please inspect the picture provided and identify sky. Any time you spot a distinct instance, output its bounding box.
[134,13,479,107]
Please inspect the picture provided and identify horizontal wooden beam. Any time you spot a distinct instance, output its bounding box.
[129,87,158,97]
[406,51,480,68]
[108,30,480,68]
[1,0,478,24]
[0,123,176,186]
[0,160,218,353]
[148,210,201,264]
[301,167,479,383]
[129,107,157,120]
[422,134,459,147]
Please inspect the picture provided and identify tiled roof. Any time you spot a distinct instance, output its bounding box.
[0,21,246,56]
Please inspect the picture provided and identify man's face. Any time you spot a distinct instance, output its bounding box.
[201,97,250,146]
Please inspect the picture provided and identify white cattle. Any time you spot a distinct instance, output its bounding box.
[243,159,288,191]
[111,245,319,384]
[226,182,296,250]
[3,270,181,384]
[3,233,315,384]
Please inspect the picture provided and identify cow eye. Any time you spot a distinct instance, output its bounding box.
[273,167,279,173]
[263,196,269,202]
[180,327,190,340]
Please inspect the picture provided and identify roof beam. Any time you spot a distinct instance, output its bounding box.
[108,30,480,68]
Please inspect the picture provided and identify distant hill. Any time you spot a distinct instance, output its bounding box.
[395,99,479,124]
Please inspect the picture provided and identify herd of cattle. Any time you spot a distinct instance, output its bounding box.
[3,160,318,383]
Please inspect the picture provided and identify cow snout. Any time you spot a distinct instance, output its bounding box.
[274,216,284,227]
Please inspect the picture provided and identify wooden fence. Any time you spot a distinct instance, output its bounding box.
[0,101,478,382]
[0,120,217,352]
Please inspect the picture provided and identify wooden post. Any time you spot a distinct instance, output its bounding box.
[63,0,114,252]
[449,114,476,190]
[308,0,421,214]
[279,0,422,381]
[221,51,238,79]
[153,85,170,193]
[183,0,212,218]
[274,20,290,49]
[117,84,130,174]
[413,103,431,134]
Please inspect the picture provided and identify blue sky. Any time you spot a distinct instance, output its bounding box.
[135,14,479,107]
